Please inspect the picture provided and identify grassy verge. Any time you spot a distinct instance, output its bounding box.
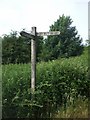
[53,97,88,118]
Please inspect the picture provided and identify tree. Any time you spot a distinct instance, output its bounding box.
[2,31,31,64]
[36,36,44,62]
[2,31,44,64]
[44,14,84,60]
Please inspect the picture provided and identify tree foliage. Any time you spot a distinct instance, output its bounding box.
[2,31,44,64]
[2,31,30,64]
[40,15,84,61]
[2,15,84,64]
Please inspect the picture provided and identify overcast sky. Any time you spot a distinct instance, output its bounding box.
[0,0,89,44]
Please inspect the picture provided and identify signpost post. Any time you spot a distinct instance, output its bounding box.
[20,27,60,96]
[31,27,36,95]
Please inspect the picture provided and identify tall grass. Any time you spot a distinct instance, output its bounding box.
[2,47,89,118]
[53,97,88,118]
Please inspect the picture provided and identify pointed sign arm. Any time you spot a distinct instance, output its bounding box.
[20,31,35,39]
[37,31,60,36]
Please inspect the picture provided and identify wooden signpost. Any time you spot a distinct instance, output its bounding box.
[20,27,60,95]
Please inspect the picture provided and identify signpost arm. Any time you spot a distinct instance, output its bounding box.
[31,27,36,95]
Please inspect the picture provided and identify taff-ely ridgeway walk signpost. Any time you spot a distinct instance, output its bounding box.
[20,26,60,97]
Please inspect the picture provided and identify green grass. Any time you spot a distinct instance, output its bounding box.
[53,97,88,118]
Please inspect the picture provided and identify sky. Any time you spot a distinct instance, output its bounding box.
[0,0,89,44]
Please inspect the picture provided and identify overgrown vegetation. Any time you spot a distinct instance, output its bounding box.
[2,47,89,118]
[54,97,88,118]
[1,14,89,118]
